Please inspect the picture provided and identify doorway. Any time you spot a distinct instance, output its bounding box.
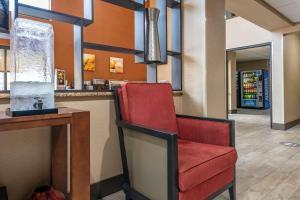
[226,43,272,127]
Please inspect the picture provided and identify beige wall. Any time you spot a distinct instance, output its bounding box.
[183,0,226,119]
[0,96,183,199]
[227,52,237,112]
[283,34,300,123]
[237,59,270,72]
[227,17,285,124]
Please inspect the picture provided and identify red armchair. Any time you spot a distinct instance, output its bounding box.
[114,83,237,200]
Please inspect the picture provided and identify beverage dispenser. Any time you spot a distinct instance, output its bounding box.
[8,18,57,116]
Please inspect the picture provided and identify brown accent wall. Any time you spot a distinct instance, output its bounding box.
[237,59,270,72]
[83,0,146,82]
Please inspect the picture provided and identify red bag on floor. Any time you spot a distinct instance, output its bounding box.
[30,186,65,200]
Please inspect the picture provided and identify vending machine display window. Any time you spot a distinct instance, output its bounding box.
[241,70,269,109]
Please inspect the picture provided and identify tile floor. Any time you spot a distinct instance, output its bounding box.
[102,109,300,200]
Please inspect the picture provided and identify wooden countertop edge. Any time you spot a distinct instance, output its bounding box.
[0,91,183,99]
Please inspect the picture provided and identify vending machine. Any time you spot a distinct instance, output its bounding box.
[236,71,241,108]
[240,70,269,109]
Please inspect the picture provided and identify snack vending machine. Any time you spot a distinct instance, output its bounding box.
[240,70,269,109]
[236,71,241,108]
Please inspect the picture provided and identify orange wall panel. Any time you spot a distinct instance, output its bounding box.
[0,39,9,46]
[51,21,75,84]
[84,0,134,48]
[51,0,83,18]
[3,0,146,85]
[83,0,146,82]
[84,49,146,81]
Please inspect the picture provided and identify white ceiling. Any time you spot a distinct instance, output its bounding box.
[264,0,300,23]
[226,0,293,31]
[235,46,270,62]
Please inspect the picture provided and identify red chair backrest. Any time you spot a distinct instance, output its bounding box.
[118,83,178,134]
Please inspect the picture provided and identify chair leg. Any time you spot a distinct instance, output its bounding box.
[125,194,132,200]
[229,181,236,200]
[229,182,236,200]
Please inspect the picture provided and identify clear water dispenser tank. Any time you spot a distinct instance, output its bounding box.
[10,18,55,112]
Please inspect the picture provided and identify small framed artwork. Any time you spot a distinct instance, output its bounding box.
[55,69,66,90]
[110,57,124,73]
[84,53,96,72]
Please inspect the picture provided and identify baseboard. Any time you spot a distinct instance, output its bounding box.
[272,123,285,130]
[272,118,300,130]
[91,174,124,199]
[228,109,237,114]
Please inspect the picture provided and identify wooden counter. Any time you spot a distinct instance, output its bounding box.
[0,90,183,99]
[0,107,90,200]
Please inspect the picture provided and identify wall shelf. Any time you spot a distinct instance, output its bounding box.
[167,0,180,8]
[167,51,181,56]
[101,0,144,11]
[18,4,93,26]
[83,42,144,55]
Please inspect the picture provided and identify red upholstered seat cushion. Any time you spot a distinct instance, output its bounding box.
[178,139,237,192]
[118,83,178,133]
[179,167,234,200]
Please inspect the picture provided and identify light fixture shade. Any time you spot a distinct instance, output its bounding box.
[10,18,55,112]
[145,8,161,63]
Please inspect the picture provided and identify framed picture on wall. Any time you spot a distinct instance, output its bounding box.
[84,53,96,72]
[110,57,123,73]
[55,69,66,90]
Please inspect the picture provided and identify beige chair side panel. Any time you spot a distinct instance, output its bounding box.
[123,128,168,200]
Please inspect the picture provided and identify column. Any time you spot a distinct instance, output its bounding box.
[227,51,237,113]
[183,0,226,118]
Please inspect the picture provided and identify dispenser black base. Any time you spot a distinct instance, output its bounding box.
[6,108,59,117]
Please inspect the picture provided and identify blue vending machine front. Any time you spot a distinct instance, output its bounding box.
[241,70,264,108]
[263,70,270,109]
[236,72,241,108]
[241,71,258,108]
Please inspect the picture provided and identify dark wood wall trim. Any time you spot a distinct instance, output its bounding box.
[272,118,300,130]
[91,174,124,200]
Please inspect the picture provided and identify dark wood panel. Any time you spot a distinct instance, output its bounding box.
[71,111,90,200]
[0,108,90,200]
[51,125,68,195]
[0,118,71,132]
[0,108,81,125]
[18,3,93,26]
[83,42,144,55]
[102,0,144,11]
[167,50,181,56]
[167,0,180,8]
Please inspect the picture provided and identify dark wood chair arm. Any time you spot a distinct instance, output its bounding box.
[116,120,177,140]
